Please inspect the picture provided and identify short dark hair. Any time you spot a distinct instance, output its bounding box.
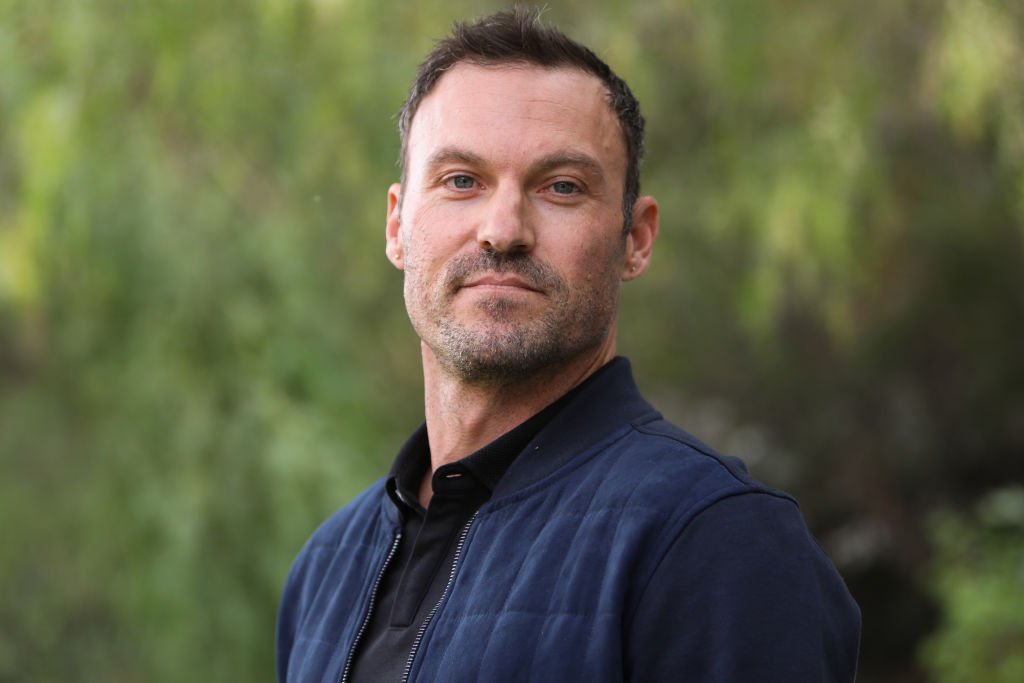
[397,6,645,231]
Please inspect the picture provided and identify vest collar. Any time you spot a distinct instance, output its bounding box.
[492,357,661,498]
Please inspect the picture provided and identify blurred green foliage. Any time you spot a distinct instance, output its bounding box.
[921,488,1024,683]
[1,0,1022,681]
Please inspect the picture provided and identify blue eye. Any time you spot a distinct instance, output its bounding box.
[550,180,579,195]
[448,175,476,189]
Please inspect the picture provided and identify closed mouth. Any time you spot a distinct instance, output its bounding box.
[460,275,541,293]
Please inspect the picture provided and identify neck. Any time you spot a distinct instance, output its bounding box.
[419,341,616,475]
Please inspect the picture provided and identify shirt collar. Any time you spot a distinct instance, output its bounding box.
[386,358,626,513]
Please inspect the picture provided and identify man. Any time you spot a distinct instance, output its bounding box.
[277,7,860,682]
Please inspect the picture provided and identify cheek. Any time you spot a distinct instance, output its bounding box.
[403,204,469,264]
[403,240,445,281]
[567,236,625,284]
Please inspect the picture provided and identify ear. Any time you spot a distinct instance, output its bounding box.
[621,195,659,281]
[385,183,404,270]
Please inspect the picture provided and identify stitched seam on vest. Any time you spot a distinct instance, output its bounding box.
[623,487,798,634]
[294,635,347,648]
[433,608,615,618]
[631,421,754,485]
[474,477,619,670]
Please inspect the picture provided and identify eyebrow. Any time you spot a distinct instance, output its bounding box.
[424,147,607,183]
[425,147,487,172]
[526,152,606,182]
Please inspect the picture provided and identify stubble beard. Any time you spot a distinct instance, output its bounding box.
[407,251,619,387]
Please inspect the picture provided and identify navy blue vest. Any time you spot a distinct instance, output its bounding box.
[277,360,860,682]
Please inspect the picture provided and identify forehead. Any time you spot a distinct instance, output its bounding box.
[405,63,627,178]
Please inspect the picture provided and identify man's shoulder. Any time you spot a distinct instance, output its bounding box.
[301,477,392,552]
[280,478,393,605]
[500,412,796,536]
[604,414,791,506]
[518,358,788,514]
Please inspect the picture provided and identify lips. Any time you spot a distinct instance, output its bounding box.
[460,274,542,292]
[443,252,560,298]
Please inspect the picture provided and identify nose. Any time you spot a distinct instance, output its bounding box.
[476,185,535,255]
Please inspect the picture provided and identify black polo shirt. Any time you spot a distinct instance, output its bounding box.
[347,363,617,682]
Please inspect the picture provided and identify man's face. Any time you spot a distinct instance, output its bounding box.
[386,63,651,383]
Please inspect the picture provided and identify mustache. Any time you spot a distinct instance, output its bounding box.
[444,251,563,294]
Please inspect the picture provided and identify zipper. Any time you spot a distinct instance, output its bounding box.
[338,530,402,683]
[400,512,478,683]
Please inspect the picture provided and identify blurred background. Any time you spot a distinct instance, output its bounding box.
[2,0,1022,681]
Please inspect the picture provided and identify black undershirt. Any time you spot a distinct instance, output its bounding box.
[347,366,613,682]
